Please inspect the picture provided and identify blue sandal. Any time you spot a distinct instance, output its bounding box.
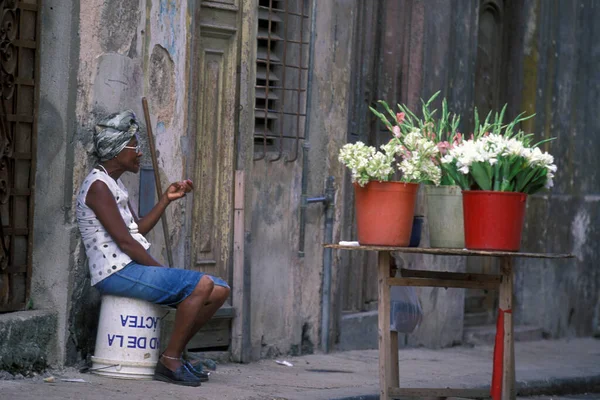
[154,358,201,387]
[183,360,210,382]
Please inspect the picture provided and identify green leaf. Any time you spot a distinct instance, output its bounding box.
[473,107,480,137]
[532,137,557,148]
[493,163,502,191]
[369,106,393,131]
[377,100,397,122]
[515,167,539,193]
[508,157,526,181]
[471,162,492,190]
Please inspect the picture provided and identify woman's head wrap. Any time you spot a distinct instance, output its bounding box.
[93,110,140,162]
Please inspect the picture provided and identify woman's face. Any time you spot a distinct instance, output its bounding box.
[116,137,142,173]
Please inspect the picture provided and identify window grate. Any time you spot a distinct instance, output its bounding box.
[254,0,311,162]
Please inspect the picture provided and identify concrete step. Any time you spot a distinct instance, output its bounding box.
[0,310,57,374]
[463,324,544,345]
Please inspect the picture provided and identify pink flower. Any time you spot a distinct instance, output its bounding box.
[392,125,402,138]
[400,146,411,159]
[436,141,451,155]
[396,112,405,124]
[453,133,464,147]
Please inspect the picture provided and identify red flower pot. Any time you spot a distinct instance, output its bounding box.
[354,181,419,246]
[462,190,527,251]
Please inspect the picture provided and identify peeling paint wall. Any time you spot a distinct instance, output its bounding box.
[32,0,597,369]
[36,0,357,365]
[32,0,193,364]
[248,0,356,358]
[514,0,600,338]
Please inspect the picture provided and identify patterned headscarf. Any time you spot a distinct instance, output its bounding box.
[93,110,140,161]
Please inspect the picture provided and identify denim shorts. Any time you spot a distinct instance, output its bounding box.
[94,262,230,307]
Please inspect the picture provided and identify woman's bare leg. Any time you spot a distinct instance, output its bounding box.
[161,275,214,371]
[183,285,230,345]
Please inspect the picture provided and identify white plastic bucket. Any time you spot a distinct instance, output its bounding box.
[91,295,167,380]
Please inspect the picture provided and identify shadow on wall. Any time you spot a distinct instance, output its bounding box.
[66,258,102,365]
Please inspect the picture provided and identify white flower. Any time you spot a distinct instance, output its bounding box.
[338,129,442,186]
[441,132,558,193]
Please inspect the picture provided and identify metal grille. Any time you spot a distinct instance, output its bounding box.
[254,0,311,162]
[0,0,41,312]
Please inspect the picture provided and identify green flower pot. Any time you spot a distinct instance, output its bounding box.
[425,185,465,248]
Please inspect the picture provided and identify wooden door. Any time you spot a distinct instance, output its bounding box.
[184,0,240,349]
[190,1,239,287]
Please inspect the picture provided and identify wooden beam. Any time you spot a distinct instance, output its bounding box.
[388,387,490,399]
[400,268,502,284]
[231,171,247,363]
[324,244,574,259]
[378,251,392,400]
[0,303,25,313]
[499,257,515,400]
[390,331,399,391]
[387,277,499,290]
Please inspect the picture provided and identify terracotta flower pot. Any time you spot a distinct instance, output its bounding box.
[354,181,419,246]
[462,190,527,251]
[425,185,465,248]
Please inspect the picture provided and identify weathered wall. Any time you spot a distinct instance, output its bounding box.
[248,0,356,358]
[401,0,479,348]
[513,0,600,338]
[337,0,599,349]
[31,0,193,364]
[66,0,192,362]
[31,0,81,366]
[338,0,479,349]
[31,0,597,368]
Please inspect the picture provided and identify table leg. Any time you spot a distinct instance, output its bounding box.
[390,331,399,388]
[499,256,515,400]
[378,251,393,400]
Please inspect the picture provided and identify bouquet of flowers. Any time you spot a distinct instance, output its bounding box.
[338,110,442,187]
[337,141,395,187]
[369,92,462,185]
[441,107,556,194]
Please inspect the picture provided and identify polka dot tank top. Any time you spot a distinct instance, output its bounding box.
[76,168,151,285]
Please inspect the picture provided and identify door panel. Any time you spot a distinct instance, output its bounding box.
[191,2,239,287]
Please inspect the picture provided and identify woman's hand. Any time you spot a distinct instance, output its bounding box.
[165,179,194,202]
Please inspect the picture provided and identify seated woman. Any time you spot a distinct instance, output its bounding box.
[76,110,230,387]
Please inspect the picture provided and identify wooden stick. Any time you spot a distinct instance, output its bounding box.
[400,268,503,283]
[231,171,247,362]
[390,331,399,391]
[141,97,174,268]
[387,277,499,290]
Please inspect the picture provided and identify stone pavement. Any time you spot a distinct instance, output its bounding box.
[0,338,599,400]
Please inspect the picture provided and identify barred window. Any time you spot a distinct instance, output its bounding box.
[254,0,311,162]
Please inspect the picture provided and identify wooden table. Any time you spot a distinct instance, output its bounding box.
[325,245,573,400]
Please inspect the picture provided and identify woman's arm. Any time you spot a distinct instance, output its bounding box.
[86,180,162,266]
[133,179,194,236]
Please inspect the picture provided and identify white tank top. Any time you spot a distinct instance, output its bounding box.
[76,167,151,285]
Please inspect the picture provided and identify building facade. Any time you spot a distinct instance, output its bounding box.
[0,0,598,371]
